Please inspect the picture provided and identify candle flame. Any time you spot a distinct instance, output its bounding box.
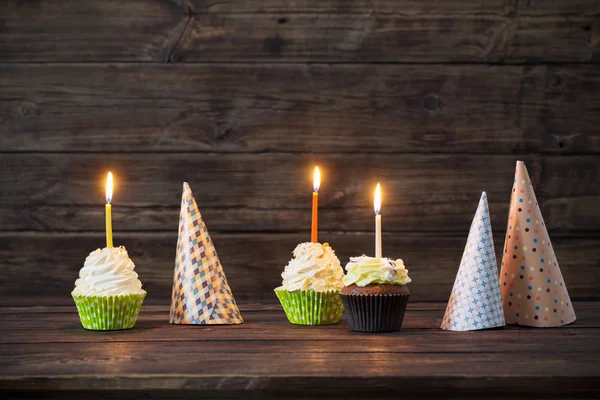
[106,172,113,204]
[313,166,321,193]
[374,183,381,215]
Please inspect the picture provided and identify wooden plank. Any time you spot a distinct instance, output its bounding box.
[0,304,599,344]
[189,0,600,15]
[0,194,596,234]
[0,344,598,394]
[0,233,597,305]
[0,0,188,62]
[0,152,598,233]
[1,382,599,400]
[1,1,598,63]
[1,64,600,154]
[175,12,599,64]
[1,327,598,351]
[1,304,599,397]
[184,0,600,64]
[0,339,598,372]
[191,0,513,13]
[0,302,589,327]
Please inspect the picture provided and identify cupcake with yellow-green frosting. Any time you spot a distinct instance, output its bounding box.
[340,256,411,332]
[275,242,345,325]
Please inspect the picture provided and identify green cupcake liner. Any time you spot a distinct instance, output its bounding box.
[72,292,146,331]
[274,289,344,325]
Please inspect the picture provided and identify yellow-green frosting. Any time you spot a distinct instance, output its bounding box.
[343,255,411,287]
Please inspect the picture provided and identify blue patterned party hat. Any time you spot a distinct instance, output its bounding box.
[170,183,243,325]
[441,192,505,331]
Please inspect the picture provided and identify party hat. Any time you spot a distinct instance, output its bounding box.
[500,161,575,327]
[170,182,243,325]
[441,192,505,331]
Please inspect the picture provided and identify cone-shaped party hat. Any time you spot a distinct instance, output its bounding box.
[441,192,505,331]
[170,183,243,325]
[499,161,575,327]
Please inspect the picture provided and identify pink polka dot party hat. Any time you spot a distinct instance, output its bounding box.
[499,161,576,327]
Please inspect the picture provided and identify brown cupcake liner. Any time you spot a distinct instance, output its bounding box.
[340,293,410,332]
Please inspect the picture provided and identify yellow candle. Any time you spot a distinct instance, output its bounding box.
[374,183,382,258]
[311,167,320,243]
[105,172,113,248]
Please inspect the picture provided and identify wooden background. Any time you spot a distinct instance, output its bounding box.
[0,0,599,306]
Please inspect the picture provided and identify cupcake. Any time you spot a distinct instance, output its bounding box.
[274,242,345,325]
[340,256,411,332]
[72,246,146,330]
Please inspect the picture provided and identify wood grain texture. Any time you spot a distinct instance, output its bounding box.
[0,0,599,336]
[1,1,598,63]
[175,10,600,63]
[0,153,598,233]
[0,195,595,234]
[1,349,597,393]
[188,0,600,15]
[0,233,598,305]
[2,304,600,343]
[0,0,189,62]
[2,64,600,154]
[0,304,599,398]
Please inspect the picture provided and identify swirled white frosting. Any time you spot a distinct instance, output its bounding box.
[276,242,344,292]
[343,255,411,287]
[72,246,145,296]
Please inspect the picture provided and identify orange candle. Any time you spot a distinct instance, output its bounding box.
[311,167,320,243]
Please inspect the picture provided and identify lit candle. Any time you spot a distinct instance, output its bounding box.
[311,166,320,243]
[105,172,113,248]
[374,183,382,258]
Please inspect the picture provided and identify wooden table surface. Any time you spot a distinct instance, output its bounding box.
[1,302,599,399]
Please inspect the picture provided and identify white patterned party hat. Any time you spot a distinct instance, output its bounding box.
[170,183,243,325]
[441,192,505,331]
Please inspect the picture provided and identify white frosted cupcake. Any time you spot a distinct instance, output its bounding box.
[72,246,146,330]
[274,242,345,325]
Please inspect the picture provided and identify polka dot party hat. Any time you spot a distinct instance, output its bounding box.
[441,192,505,331]
[170,182,243,325]
[500,161,575,327]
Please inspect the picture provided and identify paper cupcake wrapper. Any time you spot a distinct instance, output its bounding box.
[274,289,344,325]
[72,292,146,331]
[340,293,410,332]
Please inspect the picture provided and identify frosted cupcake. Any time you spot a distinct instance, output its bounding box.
[340,256,411,332]
[72,246,146,330]
[274,242,345,325]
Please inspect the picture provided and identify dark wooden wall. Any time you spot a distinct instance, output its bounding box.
[1,0,599,306]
